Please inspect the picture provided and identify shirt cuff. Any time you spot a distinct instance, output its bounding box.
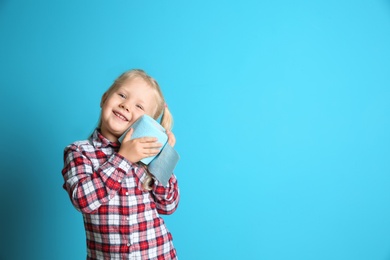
[108,152,134,174]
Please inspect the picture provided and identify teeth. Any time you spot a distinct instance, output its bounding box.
[114,112,127,121]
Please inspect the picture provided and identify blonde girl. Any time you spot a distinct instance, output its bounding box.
[62,69,180,260]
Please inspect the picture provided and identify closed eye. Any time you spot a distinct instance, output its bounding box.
[118,93,126,99]
[136,104,144,110]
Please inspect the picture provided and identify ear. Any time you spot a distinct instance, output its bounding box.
[100,92,108,108]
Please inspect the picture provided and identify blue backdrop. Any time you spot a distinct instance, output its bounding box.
[1,0,390,259]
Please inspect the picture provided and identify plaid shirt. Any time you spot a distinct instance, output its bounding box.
[62,129,180,260]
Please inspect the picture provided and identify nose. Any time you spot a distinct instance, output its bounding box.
[119,103,129,112]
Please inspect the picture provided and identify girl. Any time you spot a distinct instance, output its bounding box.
[62,69,180,260]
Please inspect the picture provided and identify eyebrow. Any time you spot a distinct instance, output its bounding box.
[116,87,128,93]
[117,87,147,105]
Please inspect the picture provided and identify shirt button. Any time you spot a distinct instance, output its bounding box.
[126,192,129,195]
[127,243,131,247]
[126,217,129,221]
[118,179,122,183]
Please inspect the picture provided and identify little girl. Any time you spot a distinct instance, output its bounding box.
[62,69,180,260]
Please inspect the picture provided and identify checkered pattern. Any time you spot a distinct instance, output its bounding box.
[62,129,180,259]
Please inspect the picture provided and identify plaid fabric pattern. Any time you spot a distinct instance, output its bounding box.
[62,129,180,260]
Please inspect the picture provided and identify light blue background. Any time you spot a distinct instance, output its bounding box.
[1,0,390,259]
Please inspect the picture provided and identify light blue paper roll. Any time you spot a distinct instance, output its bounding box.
[119,115,180,186]
[119,115,168,165]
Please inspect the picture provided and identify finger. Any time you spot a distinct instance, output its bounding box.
[138,136,159,143]
[167,131,176,147]
[123,128,134,142]
[168,139,175,147]
[142,148,161,156]
[143,142,163,149]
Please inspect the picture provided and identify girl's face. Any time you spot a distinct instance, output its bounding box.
[100,77,158,142]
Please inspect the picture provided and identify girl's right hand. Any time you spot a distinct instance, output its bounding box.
[118,128,162,163]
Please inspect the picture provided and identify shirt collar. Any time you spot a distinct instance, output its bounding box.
[90,128,121,149]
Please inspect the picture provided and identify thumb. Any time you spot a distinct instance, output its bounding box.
[123,128,134,142]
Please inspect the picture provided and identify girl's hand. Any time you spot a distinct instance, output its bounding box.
[118,128,162,163]
[166,130,176,147]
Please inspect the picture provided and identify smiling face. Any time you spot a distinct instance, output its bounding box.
[100,77,158,142]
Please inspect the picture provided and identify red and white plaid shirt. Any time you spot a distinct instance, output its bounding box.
[62,129,180,260]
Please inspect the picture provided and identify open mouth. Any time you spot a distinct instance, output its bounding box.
[113,111,128,121]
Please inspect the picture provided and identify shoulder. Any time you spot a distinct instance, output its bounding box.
[64,139,94,155]
[73,139,93,149]
[62,139,98,167]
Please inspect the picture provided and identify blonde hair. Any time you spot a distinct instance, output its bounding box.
[102,69,174,190]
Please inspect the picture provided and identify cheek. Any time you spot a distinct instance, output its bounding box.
[147,104,160,119]
[133,112,144,122]
[144,110,155,119]
[100,104,110,117]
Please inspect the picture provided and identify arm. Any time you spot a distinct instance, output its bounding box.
[61,143,133,214]
[150,174,180,215]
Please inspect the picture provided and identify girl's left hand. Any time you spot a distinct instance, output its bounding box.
[166,130,176,147]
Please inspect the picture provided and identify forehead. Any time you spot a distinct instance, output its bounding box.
[120,77,152,92]
[117,77,158,100]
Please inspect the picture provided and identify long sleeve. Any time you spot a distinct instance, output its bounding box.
[151,174,180,215]
[62,143,133,214]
